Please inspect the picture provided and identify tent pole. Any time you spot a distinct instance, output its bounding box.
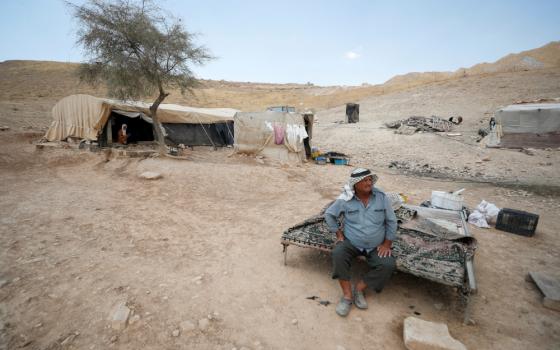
[107,117,113,145]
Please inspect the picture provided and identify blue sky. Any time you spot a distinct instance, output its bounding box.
[0,0,558,86]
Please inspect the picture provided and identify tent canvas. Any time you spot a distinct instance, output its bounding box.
[162,121,234,147]
[494,103,560,148]
[233,111,313,162]
[45,94,238,146]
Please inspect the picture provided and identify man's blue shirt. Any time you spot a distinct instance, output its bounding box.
[324,188,397,250]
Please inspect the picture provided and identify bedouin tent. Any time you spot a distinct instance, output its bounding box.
[44,94,238,147]
[233,111,314,162]
[490,103,560,148]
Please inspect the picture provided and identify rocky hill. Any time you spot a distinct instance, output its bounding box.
[384,41,560,88]
[0,41,558,129]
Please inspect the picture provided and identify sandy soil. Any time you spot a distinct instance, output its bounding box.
[1,129,559,350]
[1,58,560,349]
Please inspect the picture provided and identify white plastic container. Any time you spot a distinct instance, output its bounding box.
[431,190,464,210]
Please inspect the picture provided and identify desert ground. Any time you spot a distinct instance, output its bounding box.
[1,45,560,349]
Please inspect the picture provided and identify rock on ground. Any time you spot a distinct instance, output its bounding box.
[180,320,196,333]
[139,171,163,180]
[403,317,467,350]
[109,301,131,331]
[198,318,210,331]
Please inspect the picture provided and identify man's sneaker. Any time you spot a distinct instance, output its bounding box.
[353,288,368,309]
[335,297,352,317]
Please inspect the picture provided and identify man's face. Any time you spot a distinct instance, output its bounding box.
[354,176,373,194]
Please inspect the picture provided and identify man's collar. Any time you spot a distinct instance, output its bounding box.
[352,190,375,201]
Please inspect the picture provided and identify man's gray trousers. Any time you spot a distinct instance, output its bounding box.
[332,239,396,291]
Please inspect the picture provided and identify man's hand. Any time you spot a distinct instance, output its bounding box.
[335,230,345,244]
[377,240,392,258]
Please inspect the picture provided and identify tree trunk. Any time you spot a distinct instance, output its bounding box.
[149,89,169,154]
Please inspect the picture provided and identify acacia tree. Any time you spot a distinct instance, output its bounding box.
[68,0,212,149]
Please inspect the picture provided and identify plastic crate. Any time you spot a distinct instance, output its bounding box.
[495,208,539,236]
[333,158,349,165]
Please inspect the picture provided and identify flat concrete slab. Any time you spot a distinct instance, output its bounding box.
[529,271,560,311]
[403,316,467,350]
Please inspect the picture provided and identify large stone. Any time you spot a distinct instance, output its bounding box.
[529,271,560,311]
[403,317,467,350]
[139,171,162,180]
[109,301,131,330]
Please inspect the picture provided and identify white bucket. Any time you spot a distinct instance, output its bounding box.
[431,191,464,210]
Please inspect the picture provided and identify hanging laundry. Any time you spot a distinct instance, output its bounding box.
[273,123,285,145]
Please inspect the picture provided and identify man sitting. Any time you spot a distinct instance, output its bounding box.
[325,168,397,317]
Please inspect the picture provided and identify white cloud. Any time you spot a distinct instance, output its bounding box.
[345,51,361,60]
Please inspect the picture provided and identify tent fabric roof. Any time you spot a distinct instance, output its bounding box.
[44,94,238,141]
[499,103,560,112]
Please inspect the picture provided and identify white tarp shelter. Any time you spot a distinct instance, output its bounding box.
[233,111,313,162]
[44,94,238,142]
[492,103,560,148]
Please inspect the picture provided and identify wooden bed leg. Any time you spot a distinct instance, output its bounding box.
[282,244,288,266]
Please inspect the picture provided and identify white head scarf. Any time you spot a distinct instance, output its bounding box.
[337,168,378,201]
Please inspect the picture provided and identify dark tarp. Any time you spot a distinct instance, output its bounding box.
[163,121,234,147]
[346,103,359,123]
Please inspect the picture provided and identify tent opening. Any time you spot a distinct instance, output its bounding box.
[100,111,155,146]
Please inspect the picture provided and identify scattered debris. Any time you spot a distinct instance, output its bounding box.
[446,133,462,137]
[468,200,500,228]
[403,317,467,350]
[0,126,10,131]
[520,148,535,156]
[431,189,465,211]
[314,151,351,165]
[305,295,331,306]
[528,272,560,311]
[448,116,463,125]
[386,116,455,133]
